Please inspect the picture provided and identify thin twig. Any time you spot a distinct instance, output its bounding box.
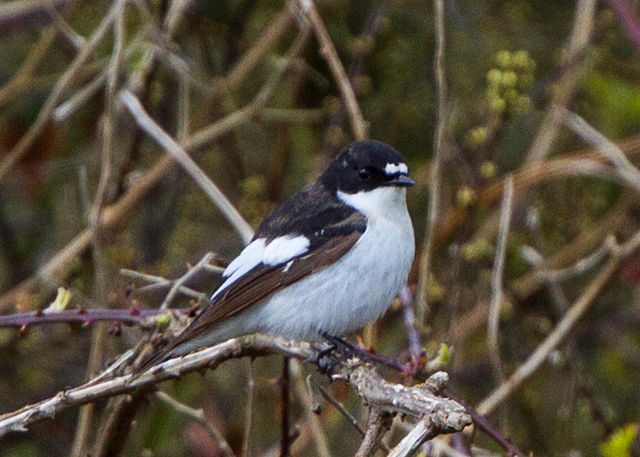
[0,27,57,107]
[602,0,640,54]
[160,253,216,309]
[120,268,210,302]
[387,419,436,457]
[0,0,69,21]
[298,0,368,139]
[478,230,640,415]
[309,378,366,437]
[119,90,255,244]
[0,307,186,328]
[155,391,236,457]
[242,359,255,457]
[290,362,332,457]
[558,107,640,195]
[486,175,514,390]
[280,357,291,457]
[525,0,597,163]
[400,285,424,366]
[354,409,393,457]
[0,1,121,182]
[46,1,85,49]
[416,0,447,326]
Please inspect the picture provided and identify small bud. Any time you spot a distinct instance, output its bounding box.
[466,126,488,148]
[155,313,171,330]
[489,96,506,113]
[502,70,518,88]
[480,161,497,179]
[495,50,512,69]
[456,186,476,206]
[512,95,531,114]
[486,68,503,86]
[45,288,71,312]
[427,274,444,302]
[513,50,534,70]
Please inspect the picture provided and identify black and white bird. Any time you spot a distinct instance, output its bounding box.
[141,140,415,368]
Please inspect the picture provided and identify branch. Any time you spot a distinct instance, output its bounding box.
[477,230,640,415]
[524,0,596,163]
[119,90,255,244]
[298,0,368,140]
[0,26,308,313]
[387,419,436,457]
[0,336,470,440]
[0,0,120,182]
[416,0,448,325]
[0,307,186,329]
[354,409,393,457]
[486,175,514,387]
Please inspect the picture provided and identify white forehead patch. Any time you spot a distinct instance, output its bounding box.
[384,162,408,175]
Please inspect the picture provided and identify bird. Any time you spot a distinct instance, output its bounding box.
[139,139,415,370]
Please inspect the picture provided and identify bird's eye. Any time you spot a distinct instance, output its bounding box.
[358,169,371,180]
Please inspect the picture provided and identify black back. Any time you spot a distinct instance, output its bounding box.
[254,140,406,248]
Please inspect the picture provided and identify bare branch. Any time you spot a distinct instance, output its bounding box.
[119,90,255,244]
[387,419,436,457]
[0,0,121,182]
[416,0,447,325]
[155,391,236,457]
[478,230,640,415]
[0,336,470,440]
[525,0,597,163]
[0,307,189,329]
[486,175,514,388]
[298,0,368,140]
[558,107,640,195]
[290,361,331,457]
[354,409,393,457]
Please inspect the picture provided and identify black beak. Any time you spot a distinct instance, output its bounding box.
[386,174,415,187]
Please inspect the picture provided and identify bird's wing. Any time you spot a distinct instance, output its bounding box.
[176,229,362,343]
[142,185,366,366]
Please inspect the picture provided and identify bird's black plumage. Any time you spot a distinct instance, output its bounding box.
[254,139,407,249]
[136,139,413,372]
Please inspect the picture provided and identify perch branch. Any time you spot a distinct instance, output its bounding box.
[0,336,470,439]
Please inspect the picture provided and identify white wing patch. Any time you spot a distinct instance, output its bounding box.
[212,235,310,298]
[384,162,408,175]
[263,235,309,265]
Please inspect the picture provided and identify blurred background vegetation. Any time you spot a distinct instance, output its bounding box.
[1,0,640,456]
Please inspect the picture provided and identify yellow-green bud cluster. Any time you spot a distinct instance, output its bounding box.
[461,238,494,261]
[486,50,535,116]
[456,186,477,206]
[465,126,488,148]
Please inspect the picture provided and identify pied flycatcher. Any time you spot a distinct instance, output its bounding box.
[141,140,415,368]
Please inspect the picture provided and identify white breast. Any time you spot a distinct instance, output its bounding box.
[177,187,415,351]
[235,187,413,339]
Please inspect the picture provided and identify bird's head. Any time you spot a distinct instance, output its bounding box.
[321,140,413,194]
[321,140,413,216]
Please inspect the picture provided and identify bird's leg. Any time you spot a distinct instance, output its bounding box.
[320,332,360,357]
[318,331,407,373]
